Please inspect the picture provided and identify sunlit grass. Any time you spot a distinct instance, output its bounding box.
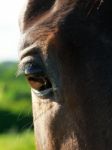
[0,130,35,150]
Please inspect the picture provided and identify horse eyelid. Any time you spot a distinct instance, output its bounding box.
[17,62,33,76]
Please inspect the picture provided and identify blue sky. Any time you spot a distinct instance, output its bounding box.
[0,0,24,62]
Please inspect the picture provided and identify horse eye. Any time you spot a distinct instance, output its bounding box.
[24,63,52,93]
[26,74,52,91]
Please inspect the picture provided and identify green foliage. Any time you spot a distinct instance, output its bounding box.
[0,109,33,133]
[0,130,35,150]
[0,62,35,149]
[0,62,32,114]
[0,62,35,150]
[0,62,33,131]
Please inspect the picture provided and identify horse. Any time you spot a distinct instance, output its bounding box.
[18,0,112,149]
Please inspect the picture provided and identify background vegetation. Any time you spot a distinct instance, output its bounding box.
[0,62,35,150]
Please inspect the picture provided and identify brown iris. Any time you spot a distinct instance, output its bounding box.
[25,74,52,91]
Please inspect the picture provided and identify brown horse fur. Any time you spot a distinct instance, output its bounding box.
[19,0,112,149]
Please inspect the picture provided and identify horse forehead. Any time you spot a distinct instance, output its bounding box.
[19,0,77,53]
[18,0,107,52]
[19,0,80,31]
[19,0,39,31]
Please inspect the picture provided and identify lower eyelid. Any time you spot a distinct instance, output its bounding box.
[31,88,53,97]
